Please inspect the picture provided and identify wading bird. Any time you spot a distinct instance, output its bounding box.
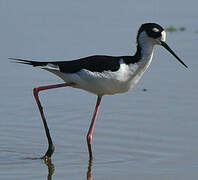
[11,23,187,160]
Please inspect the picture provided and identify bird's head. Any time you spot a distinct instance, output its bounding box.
[137,23,188,68]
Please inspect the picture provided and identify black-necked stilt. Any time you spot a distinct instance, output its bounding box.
[11,23,188,160]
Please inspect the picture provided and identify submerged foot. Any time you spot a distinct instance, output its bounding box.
[87,157,93,180]
[41,144,55,162]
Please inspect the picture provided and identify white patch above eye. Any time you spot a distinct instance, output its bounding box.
[152,28,160,32]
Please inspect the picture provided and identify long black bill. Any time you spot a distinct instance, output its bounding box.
[160,41,188,68]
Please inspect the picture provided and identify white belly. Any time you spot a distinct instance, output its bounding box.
[62,63,133,95]
[44,57,153,96]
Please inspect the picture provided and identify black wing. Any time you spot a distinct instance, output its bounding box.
[10,55,138,73]
[57,55,121,73]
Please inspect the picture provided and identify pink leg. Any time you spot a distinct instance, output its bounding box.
[86,95,102,159]
[33,82,74,160]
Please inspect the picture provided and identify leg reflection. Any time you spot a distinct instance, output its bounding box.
[44,158,55,180]
[87,157,93,180]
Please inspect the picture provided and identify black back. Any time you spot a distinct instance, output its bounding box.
[11,55,142,73]
[56,55,140,73]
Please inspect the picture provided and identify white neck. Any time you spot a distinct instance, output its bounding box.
[138,31,155,61]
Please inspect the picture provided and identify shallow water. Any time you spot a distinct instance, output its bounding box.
[0,0,198,179]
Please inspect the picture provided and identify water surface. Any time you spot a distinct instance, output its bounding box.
[0,1,198,179]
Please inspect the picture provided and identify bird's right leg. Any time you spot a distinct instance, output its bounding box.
[33,82,74,161]
[86,95,102,159]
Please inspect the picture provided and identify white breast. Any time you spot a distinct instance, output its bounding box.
[47,56,153,96]
[128,53,153,89]
[61,60,132,95]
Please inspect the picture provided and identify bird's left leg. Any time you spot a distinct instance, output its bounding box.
[33,82,74,161]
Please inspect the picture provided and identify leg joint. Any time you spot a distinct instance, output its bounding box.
[86,134,92,145]
[33,87,40,97]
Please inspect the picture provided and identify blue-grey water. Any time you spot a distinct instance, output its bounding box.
[0,0,198,179]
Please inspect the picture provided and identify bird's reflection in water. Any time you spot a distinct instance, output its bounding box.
[43,158,55,180]
[87,158,93,180]
[43,157,93,180]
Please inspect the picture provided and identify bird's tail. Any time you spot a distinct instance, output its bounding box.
[9,58,48,67]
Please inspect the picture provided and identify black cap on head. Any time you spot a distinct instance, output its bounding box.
[137,23,164,41]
